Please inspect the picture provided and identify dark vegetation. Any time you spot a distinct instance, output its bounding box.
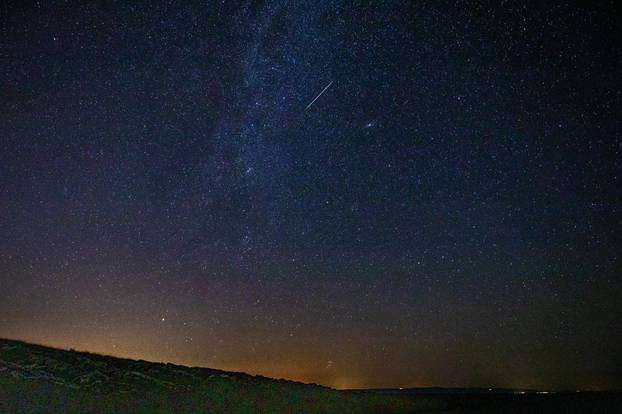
[1,338,619,413]
[0,338,439,413]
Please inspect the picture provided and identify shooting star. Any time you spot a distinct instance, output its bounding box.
[305,80,333,111]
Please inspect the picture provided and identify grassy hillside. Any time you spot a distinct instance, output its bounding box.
[2,338,620,413]
[0,338,441,413]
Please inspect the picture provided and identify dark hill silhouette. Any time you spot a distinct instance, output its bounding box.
[0,338,438,413]
[1,338,620,413]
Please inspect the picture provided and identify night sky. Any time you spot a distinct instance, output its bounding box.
[1,1,621,391]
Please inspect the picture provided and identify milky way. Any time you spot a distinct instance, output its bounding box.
[1,1,621,390]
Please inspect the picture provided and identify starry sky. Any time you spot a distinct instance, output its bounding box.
[1,1,621,390]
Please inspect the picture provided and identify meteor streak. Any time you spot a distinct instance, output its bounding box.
[305,80,333,111]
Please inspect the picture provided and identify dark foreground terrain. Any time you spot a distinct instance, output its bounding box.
[1,338,619,413]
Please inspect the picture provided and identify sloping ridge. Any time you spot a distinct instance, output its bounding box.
[0,337,299,392]
[0,338,440,413]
